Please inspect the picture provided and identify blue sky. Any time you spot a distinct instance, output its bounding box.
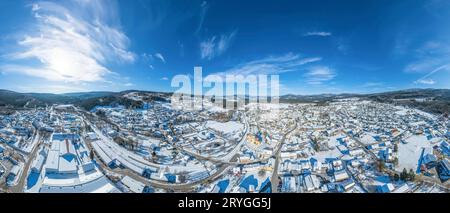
[0,0,449,94]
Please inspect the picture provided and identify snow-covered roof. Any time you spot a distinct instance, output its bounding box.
[58,155,78,174]
[40,176,117,193]
[121,176,145,193]
[45,150,59,173]
[31,152,46,173]
[392,184,410,193]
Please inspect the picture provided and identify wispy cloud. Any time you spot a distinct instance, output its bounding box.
[195,1,209,34]
[2,1,135,83]
[413,64,450,85]
[124,82,134,87]
[154,53,166,63]
[16,84,90,94]
[362,82,384,87]
[415,79,436,85]
[404,41,450,74]
[360,82,391,92]
[141,52,165,69]
[210,53,321,76]
[303,31,332,37]
[337,43,349,54]
[404,58,444,73]
[404,40,450,85]
[200,30,237,60]
[392,35,411,57]
[304,66,336,85]
[160,77,169,80]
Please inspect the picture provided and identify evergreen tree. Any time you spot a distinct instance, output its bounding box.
[400,168,408,181]
[393,157,399,166]
[408,169,416,181]
[393,173,400,182]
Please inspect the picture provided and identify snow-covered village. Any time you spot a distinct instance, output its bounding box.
[1,91,449,193]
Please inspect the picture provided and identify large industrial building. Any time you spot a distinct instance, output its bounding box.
[37,133,119,193]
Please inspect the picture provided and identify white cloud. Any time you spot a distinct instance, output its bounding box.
[210,53,321,76]
[405,41,450,85]
[16,84,90,94]
[200,38,216,59]
[415,79,436,85]
[304,66,336,85]
[3,1,135,83]
[408,61,450,85]
[141,52,164,68]
[154,53,166,63]
[160,77,169,80]
[31,3,40,11]
[411,63,450,85]
[200,31,237,60]
[404,58,444,73]
[303,31,332,37]
[124,82,134,87]
[141,53,153,61]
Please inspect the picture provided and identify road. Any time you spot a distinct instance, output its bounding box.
[271,123,298,193]
[83,115,240,192]
[345,130,450,190]
[219,114,249,162]
[79,107,302,192]
[10,132,42,193]
[87,134,237,192]
[344,130,401,179]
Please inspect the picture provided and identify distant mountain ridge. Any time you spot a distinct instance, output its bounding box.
[0,89,116,108]
[0,88,449,114]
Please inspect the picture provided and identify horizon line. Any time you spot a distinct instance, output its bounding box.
[1,87,448,97]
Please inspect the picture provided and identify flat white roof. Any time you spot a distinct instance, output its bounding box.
[41,176,117,193]
[91,140,113,165]
[58,155,78,174]
[59,139,76,156]
[10,165,20,175]
[31,153,46,172]
[121,176,145,193]
[46,150,59,172]
[50,140,60,151]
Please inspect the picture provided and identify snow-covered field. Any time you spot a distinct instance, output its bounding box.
[394,106,409,116]
[314,135,345,162]
[206,121,244,134]
[206,105,229,112]
[394,106,436,119]
[396,135,432,171]
[314,149,342,162]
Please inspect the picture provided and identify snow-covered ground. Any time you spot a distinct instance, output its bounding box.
[394,106,436,119]
[206,105,229,113]
[206,121,244,134]
[314,149,342,162]
[396,135,432,171]
[246,103,292,110]
[394,106,409,116]
[314,135,345,162]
